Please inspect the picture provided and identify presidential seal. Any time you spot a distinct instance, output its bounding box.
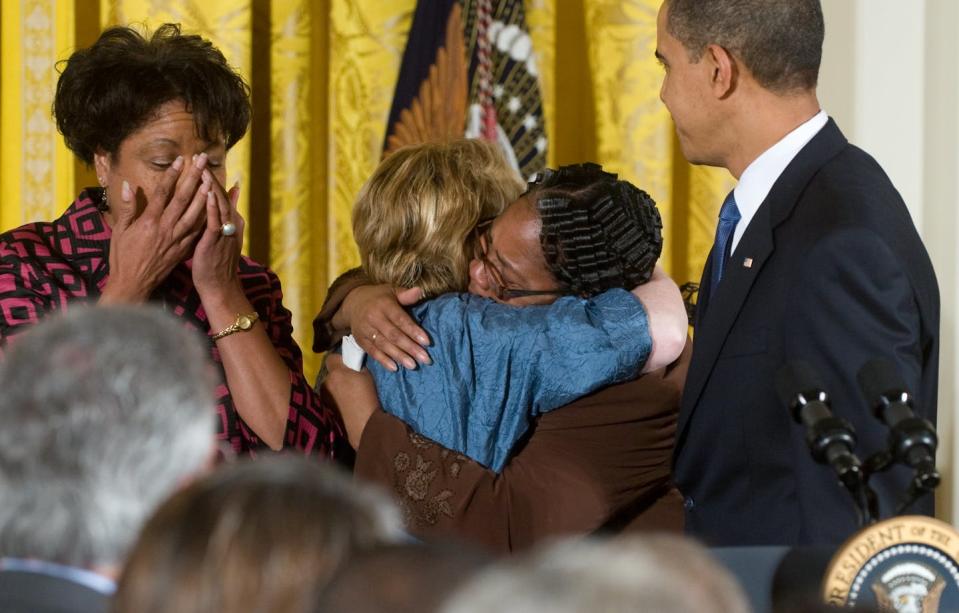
[822,516,959,611]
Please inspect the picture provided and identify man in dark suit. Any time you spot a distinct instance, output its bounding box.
[656,0,940,545]
[0,307,218,612]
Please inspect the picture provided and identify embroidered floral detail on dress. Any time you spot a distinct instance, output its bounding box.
[409,431,434,449]
[405,456,436,501]
[388,429,470,526]
[423,490,454,524]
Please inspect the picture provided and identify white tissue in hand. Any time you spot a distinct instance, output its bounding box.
[341,335,366,371]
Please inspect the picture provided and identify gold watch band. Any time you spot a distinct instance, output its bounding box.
[210,312,260,341]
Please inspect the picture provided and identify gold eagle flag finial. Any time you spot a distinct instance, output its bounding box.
[385,3,469,156]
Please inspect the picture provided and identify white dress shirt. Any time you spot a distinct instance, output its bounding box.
[730,110,829,254]
[0,557,116,595]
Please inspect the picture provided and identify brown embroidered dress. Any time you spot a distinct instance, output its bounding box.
[0,189,346,458]
[314,272,687,553]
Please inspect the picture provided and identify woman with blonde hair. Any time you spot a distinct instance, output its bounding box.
[352,139,525,297]
[320,144,686,472]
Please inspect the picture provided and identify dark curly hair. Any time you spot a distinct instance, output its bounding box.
[527,163,663,298]
[54,23,251,164]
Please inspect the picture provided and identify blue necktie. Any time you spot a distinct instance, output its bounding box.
[708,191,741,302]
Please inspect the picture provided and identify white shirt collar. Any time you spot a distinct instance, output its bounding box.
[730,110,829,253]
[0,557,116,595]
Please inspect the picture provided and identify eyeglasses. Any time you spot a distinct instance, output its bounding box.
[473,219,566,301]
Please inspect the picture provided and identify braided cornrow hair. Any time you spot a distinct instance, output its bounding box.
[527,163,663,298]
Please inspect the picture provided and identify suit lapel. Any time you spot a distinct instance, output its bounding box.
[678,205,774,437]
[677,119,850,441]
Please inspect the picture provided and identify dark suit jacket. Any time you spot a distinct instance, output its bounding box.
[0,569,110,613]
[674,119,940,546]
[314,273,687,553]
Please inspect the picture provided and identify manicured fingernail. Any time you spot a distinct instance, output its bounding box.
[387,360,398,372]
[403,358,417,370]
[419,352,432,365]
[417,334,430,345]
[202,169,213,184]
[172,156,184,171]
[231,179,240,192]
[121,180,132,201]
[195,152,208,169]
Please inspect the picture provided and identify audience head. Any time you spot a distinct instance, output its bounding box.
[315,542,491,613]
[662,0,824,94]
[353,138,525,296]
[468,163,662,304]
[0,306,217,572]
[113,456,403,613]
[441,534,751,613]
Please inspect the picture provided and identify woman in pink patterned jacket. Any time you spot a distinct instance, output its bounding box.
[0,24,346,459]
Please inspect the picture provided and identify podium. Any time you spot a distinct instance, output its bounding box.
[712,517,959,612]
[711,546,835,613]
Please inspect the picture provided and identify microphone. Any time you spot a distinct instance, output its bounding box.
[857,358,940,493]
[775,361,863,491]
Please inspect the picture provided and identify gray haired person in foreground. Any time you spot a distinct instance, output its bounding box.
[442,534,751,613]
[0,306,218,613]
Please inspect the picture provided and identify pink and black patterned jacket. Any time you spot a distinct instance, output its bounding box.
[0,189,346,458]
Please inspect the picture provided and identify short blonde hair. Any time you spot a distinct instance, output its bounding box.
[353,139,525,296]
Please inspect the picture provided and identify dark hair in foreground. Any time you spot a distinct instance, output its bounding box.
[664,0,824,92]
[113,456,402,613]
[54,23,251,164]
[526,163,663,298]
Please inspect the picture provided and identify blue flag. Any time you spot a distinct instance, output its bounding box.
[385,0,548,181]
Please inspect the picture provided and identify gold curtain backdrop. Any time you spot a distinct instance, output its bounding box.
[0,0,733,378]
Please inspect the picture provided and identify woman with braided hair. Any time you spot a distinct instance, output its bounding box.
[512,162,665,299]
[319,145,686,472]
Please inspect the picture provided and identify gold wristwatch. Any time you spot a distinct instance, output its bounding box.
[210,312,259,341]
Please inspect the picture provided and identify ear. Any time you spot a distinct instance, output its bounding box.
[92,148,111,186]
[468,257,493,294]
[704,43,737,99]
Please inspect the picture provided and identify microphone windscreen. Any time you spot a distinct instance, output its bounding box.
[857,358,906,406]
[775,360,826,408]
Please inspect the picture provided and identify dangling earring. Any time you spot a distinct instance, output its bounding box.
[97,178,109,212]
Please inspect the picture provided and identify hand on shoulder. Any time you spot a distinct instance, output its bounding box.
[631,265,688,372]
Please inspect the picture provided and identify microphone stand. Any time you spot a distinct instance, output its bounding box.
[857,359,941,517]
[862,447,939,516]
[777,361,880,527]
[780,359,941,526]
[804,412,877,527]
